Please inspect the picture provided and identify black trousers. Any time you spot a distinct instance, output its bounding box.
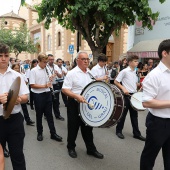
[52,84,61,117]
[116,95,141,136]
[29,85,34,107]
[140,112,170,170]
[58,82,68,106]
[0,113,26,170]
[67,98,96,152]
[33,92,56,135]
[21,103,31,122]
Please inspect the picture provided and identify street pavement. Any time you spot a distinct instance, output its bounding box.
[5,99,163,170]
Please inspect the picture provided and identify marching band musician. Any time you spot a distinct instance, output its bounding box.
[62,51,103,159]
[47,54,64,121]
[11,63,35,126]
[0,43,29,169]
[56,58,68,107]
[90,53,108,81]
[140,39,170,170]
[114,55,146,141]
[29,53,62,142]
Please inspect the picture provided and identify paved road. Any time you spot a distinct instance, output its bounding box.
[5,100,163,170]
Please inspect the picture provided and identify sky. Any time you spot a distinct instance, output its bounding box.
[0,0,30,16]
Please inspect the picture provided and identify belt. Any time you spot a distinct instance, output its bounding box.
[35,91,51,95]
[0,112,21,119]
[149,112,170,121]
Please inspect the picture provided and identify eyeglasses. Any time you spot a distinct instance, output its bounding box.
[79,58,90,61]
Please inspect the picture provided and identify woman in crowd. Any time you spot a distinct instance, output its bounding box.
[139,63,148,83]
[119,58,128,72]
[29,59,38,110]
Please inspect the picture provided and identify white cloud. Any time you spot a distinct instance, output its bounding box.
[0,0,30,16]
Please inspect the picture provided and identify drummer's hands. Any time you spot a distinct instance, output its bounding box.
[15,96,22,105]
[0,93,8,104]
[103,75,108,80]
[75,95,86,103]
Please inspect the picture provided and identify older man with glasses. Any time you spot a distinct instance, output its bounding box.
[62,51,104,159]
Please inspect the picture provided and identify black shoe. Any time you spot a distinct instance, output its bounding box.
[116,132,125,139]
[56,116,65,121]
[68,149,77,158]
[133,135,146,141]
[51,134,62,142]
[4,147,10,158]
[26,119,35,126]
[30,106,34,110]
[37,134,43,141]
[87,150,104,159]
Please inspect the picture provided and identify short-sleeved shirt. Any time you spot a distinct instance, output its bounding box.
[29,65,50,93]
[115,66,138,93]
[90,64,106,79]
[56,65,68,82]
[46,63,59,84]
[142,61,170,118]
[0,67,29,116]
[62,66,92,95]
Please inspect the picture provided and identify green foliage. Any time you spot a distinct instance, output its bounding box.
[0,21,37,58]
[22,0,166,60]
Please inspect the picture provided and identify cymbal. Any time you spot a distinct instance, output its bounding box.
[3,76,21,119]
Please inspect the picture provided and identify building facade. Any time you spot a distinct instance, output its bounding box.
[127,0,170,60]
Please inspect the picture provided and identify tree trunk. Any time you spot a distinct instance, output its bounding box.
[92,48,103,64]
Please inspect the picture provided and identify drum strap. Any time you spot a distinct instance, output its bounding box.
[87,72,96,80]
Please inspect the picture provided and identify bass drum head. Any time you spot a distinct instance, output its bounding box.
[79,81,114,127]
[130,92,146,111]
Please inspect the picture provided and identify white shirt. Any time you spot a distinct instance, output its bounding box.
[90,64,106,79]
[142,61,170,118]
[115,66,138,93]
[29,65,50,93]
[62,66,92,94]
[21,73,28,83]
[0,67,29,116]
[46,63,59,84]
[56,65,68,82]
[25,68,30,79]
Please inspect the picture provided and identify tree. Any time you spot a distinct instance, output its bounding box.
[0,21,37,58]
[23,0,165,61]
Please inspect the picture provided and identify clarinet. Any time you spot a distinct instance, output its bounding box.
[45,67,60,99]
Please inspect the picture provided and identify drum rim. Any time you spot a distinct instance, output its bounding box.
[130,92,146,111]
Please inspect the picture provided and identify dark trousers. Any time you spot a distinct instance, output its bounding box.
[52,84,61,117]
[33,92,56,135]
[21,103,31,122]
[67,98,96,152]
[29,85,34,107]
[140,112,170,170]
[58,82,68,106]
[0,113,26,170]
[116,95,141,136]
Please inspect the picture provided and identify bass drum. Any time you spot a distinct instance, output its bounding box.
[79,81,124,128]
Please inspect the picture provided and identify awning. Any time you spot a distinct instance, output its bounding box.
[127,39,164,58]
